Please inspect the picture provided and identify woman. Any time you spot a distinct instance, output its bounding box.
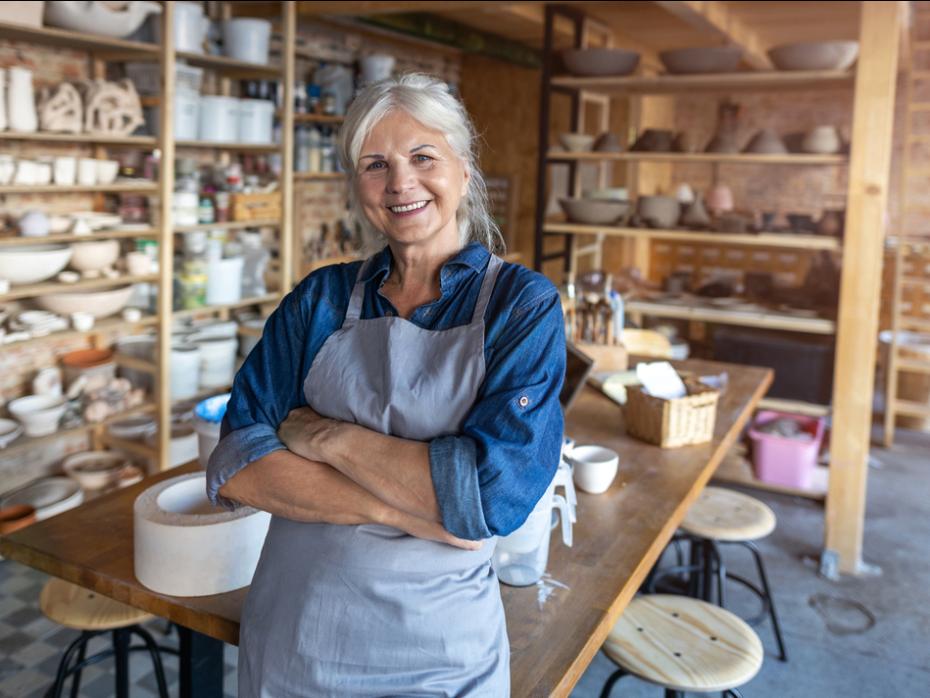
[207,73,565,696]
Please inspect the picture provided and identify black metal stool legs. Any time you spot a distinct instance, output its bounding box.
[743,540,788,662]
[68,637,87,698]
[130,625,172,698]
[598,665,627,698]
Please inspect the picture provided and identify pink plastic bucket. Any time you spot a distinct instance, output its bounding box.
[748,410,825,490]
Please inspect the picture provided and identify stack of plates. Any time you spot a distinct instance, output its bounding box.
[0,477,84,521]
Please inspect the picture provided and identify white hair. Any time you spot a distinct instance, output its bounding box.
[338,73,505,255]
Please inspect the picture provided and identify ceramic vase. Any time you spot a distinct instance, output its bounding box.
[7,67,37,133]
[706,183,735,216]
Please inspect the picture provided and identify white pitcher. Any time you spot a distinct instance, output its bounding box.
[7,67,37,133]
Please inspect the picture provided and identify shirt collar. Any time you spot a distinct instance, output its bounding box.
[359,242,490,286]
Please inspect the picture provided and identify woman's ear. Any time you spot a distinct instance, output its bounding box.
[461,163,471,197]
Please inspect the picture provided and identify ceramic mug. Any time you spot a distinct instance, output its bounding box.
[96,159,119,185]
[13,159,37,185]
[569,444,620,494]
[77,158,97,186]
[126,251,151,276]
[53,156,77,185]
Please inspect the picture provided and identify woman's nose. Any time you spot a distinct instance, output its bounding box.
[385,160,416,194]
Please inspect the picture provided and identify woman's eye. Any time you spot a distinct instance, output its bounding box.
[414,154,433,163]
[366,161,386,171]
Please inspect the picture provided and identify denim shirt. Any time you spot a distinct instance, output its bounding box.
[205,242,566,540]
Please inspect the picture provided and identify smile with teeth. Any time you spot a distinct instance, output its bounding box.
[388,200,429,213]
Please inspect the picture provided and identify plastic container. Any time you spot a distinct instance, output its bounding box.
[195,336,238,388]
[205,256,244,305]
[223,18,271,63]
[237,98,274,144]
[748,410,826,490]
[193,393,231,467]
[198,96,239,142]
[170,343,201,400]
[492,474,572,587]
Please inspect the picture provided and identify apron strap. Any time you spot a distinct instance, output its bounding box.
[344,258,373,326]
[471,254,503,324]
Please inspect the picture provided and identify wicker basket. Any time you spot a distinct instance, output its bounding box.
[624,379,719,448]
[231,192,282,222]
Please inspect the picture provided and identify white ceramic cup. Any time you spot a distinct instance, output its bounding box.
[70,312,95,331]
[125,251,151,276]
[96,159,119,185]
[53,156,77,185]
[77,158,97,186]
[13,159,37,185]
[569,445,620,494]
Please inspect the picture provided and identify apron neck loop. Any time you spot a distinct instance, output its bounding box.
[344,258,372,326]
[471,255,503,324]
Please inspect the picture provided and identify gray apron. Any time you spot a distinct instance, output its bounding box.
[238,254,509,697]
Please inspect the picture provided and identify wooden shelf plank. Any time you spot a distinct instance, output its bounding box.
[543,221,842,251]
[713,454,828,500]
[173,384,233,407]
[0,183,157,194]
[625,299,837,334]
[0,275,159,302]
[548,151,847,166]
[293,171,345,180]
[173,220,280,233]
[0,315,157,351]
[0,229,158,246]
[171,293,281,320]
[894,358,930,374]
[175,140,280,152]
[285,112,345,124]
[0,21,159,55]
[758,397,832,417]
[550,69,855,95]
[0,132,157,146]
[176,51,282,78]
[893,398,930,418]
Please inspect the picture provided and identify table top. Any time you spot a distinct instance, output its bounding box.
[0,357,771,698]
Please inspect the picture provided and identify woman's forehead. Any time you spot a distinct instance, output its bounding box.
[362,110,450,152]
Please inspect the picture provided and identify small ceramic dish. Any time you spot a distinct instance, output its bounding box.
[0,419,23,449]
[62,451,130,490]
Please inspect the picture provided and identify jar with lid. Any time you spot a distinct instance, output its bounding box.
[198,196,215,224]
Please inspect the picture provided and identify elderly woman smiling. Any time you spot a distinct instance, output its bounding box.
[207,74,565,696]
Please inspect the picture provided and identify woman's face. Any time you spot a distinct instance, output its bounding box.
[356,109,469,251]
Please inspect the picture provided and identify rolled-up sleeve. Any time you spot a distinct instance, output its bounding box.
[206,288,309,508]
[429,287,566,539]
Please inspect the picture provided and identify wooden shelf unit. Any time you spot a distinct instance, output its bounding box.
[547,151,848,166]
[0,3,297,477]
[624,299,836,335]
[550,69,856,95]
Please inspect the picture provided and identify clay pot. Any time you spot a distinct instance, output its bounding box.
[768,41,859,71]
[630,129,674,152]
[593,132,623,153]
[706,184,734,215]
[0,504,36,534]
[561,48,640,77]
[637,195,680,228]
[659,46,743,75]
[681,196,712,229]
[672,131,699,153]
[817,209,845,237]
[802,126,842,154]
[743,129,788,155]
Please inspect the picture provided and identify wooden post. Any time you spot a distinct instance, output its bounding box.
[282,1,296,291]
[156,3,176,472]
[823,0,904,577]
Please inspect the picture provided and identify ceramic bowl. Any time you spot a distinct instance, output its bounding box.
[0,477,83,521]
[569,445,619,494]
[7,395,67,437]
[37,285,134,319]
[659,46,743,74]
[802,126,842,154]
[559,132,595,152]
[768,41,859,71]
[588,187,629,201]
[562,48,640,77]
[593,132,623,153]
[69,239,120,272]
[95,159,120,185]
[62,451,130,490]
[0,418,23,449]
[743,129,788,154]
[560,198,631,226]
[637,195,681,228]
[0,245,73,285]
[630,129,674,153]
[0,504,36,534]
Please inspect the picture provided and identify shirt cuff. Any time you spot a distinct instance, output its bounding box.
[206,422,286,509]
[429,435,493,540]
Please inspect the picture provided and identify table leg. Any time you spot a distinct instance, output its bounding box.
[178,626,225,698]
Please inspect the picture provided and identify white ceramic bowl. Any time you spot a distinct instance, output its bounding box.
[0,245,73,285]
[569,445,619,494]
[559,132,596,152]
[69,239,120,272]
[95,159,120,185]
[8,395,67,437]
[63,451,130,490]
[0,477,83,521]
[0,418,23,448]
[37,285,134,319]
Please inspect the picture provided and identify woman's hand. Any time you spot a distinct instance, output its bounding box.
[278,407,342,463]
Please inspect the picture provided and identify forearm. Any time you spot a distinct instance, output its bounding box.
[219,449,476,548]
[320,423,442,523]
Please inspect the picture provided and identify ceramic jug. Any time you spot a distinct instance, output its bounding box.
[7,67,37,133]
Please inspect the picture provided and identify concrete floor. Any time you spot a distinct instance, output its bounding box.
[571,426,930,697]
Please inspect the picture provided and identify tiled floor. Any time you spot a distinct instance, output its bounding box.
[0,560,238,698]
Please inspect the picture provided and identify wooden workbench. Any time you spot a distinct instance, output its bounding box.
[0,358,771,697]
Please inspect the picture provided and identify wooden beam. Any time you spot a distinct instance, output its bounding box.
[282,1,296,290]
[653,0,773,70]
[824,1,904,578]
[297,1,526,16]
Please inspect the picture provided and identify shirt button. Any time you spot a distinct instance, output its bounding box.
[519,396,529,408]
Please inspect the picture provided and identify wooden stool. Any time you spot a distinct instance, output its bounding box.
[600,594,763,697]
[40,578,175,698]
[661,487,787,662]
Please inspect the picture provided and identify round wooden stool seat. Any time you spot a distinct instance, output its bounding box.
[604,594,763,693]
[40,578,154,631]
[680,486,776,542]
